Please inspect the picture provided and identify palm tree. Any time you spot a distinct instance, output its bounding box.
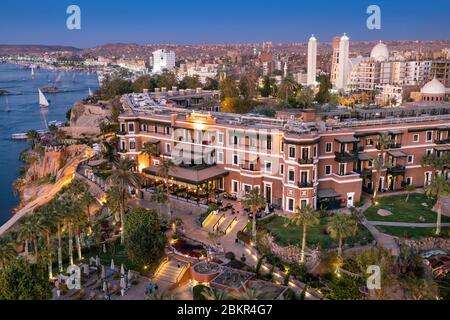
[157,159,176,189]
[72,208,89,262]
[79,191,96,224]
[145,290,179,300]
[142,142,160,160]
[35,204,56,279]
[404,184,416,203]
[241,188,266,245]
[230,285,274,300]
[150,185,169,220]
[278,76,297,102]
[26,130,38,150]
[425,175,450,235]
[106,158,142,244]
[0,236,16,269]
[327,212,359,258]
[422,153,450,177]
[372,133,394,204]
[53,200,65,271]
[287,206,320,264]
[201,287,230,300]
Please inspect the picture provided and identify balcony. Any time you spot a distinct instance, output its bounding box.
[435,138,450,145]
[298,158,314,165]
[334,151,358,163]
[298,181,314,188]
[376,143,402,150]
[358,169,373,178]
[388,165,406,176]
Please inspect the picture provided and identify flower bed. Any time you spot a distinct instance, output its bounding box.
[171,239,206,259]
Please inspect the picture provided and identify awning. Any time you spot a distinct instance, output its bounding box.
[335,136,359,144]
[388,150,407,158]
[143,165,229,185]
[359,154,373,161]
[434,145,450,152]
[389,130,404,136]
[318,189,340,199]
[145,139,161,145]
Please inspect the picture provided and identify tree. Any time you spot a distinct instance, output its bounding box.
[106,158,142,244]
[18,215,43,261]
[239,73,257,100]
[0,237,16,269]
[150,186,169,220]
[220,97,251,114]
[372,133,395,204]
[422,153,450,177]
[297,87,315,108]
[287,206,320,264]
[132,75,156,93]
[219,78,239,99]
[201,287,230,300]
[203,77,219,91]
[100,78,132,100]
[278,77,297,102]
[230,284,275,300]
[26,130,38,150]
[315,75,332,103]
[327,212,359,258]
[0,258,52,300]
[79,191,97,224]
[142,141,160,160]
[404,184,416,203]
[35,204,57,279]
[124,208,167,267]
[241,188,266,245]
[155,71,178,89]
[425,175,450,235]
[179,75,202,89]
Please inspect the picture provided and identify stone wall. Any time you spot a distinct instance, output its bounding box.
[400,237,450,252]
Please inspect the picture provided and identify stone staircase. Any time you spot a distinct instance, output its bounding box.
[153,259,188,285]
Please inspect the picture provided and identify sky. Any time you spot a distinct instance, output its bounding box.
[0,0,449,48]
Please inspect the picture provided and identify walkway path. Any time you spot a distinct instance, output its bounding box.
[368,221,450,228]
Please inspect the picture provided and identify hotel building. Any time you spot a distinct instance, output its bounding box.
[117,96,450,214]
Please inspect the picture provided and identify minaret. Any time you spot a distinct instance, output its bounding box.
[336,33,350,91]
[307,34,317,86]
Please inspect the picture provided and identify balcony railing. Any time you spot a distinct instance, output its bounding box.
[357,169,373,178]
[298,158,314,165]
[388,165,406,176]
[435,138,450,145]
[376,143,402,150]
[298,181,314,188]
[334,151,359,163]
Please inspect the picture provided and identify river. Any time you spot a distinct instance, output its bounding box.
[0,63,99,226]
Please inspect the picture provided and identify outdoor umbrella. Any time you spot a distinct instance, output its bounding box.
[110,259,115,271]
[103,243,107,253]
[103,281,108,293]
[120,277,126,290]
[83,264,90,276]
[121,264,125,276]
[265,204,270,214]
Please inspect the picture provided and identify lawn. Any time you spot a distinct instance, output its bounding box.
[377,226,450,239]
[364,194,450,224]
[259,215,374,249]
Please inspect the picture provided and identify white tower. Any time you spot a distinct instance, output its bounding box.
[307,34,317,86]
[336,33,350,91]
[284,62,288,78]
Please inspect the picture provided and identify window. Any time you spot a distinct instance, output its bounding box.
[128,123,135,132]
[426,131,433,142]
[326,142,332,153]
[406,177,413,186]
[288,168,295,183]
[165,127,170,135]
[232,180,239,194]
[339,163,345,176]
[407,155,414,164]
[366,138,374,146]
[281,142,285,153]
[313,146,317,158]
[287,198,295,212]
[120,140,126,151]
[265,161,272,174]
[426,149,433,156]
[141,124,147,132]
[300,200,308,209]
[153,160,160,166]
[280,164,284,175]
[233,154,239,166]
[325,165,332,176]
[217,151,224,164]
[154,125,158,133]
[218,133,224,144]
[165,143,171,154]
[413,134,419,142]
[289,146,296,159]
[129,141,136,150]
[233,135,239,145]
[368,160,373,168]
[120,123,126,132]
[267,135,272,150]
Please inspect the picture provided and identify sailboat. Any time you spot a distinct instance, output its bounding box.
[88,88,94,97]
[38,89,49,108]
[31,67,35,79]
[72,73,76,82]
[55,73,62,83]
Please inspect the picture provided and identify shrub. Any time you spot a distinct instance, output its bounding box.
[193,285,208,300]
[225,252,235,261]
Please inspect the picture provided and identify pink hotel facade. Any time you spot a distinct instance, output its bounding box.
[117,104,450,213]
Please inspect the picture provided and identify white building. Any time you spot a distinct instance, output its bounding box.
[404,60,432,85]
[152,49,176,74]
[307,35,317,86]
[375,84,403,107]
[336,33,350,91]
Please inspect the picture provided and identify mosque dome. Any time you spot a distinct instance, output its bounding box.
[370,41,389,62]
[421,78,446,95]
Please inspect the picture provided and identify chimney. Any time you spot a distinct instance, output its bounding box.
[143,88,149,94]
[300,108,317,122]
[155,88,160,93]
[161,87,167,93]
[172,86,178,93]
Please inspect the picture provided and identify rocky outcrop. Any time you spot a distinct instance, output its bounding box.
[400,237,450,252]
[26,150,67,182]
[64,102,112,139]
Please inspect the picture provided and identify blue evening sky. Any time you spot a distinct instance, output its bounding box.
[0,0,449,48]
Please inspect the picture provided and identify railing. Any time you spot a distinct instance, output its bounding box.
[388,165,406,176]
[298,182,314,188]
[334,151,359,163]
[224,217,238,234]
[175,263,189,284]
[212,214,226,232]
[298,158,314,165]
[435,139,450,145]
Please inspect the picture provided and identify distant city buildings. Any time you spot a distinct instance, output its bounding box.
[152,49,176,74]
